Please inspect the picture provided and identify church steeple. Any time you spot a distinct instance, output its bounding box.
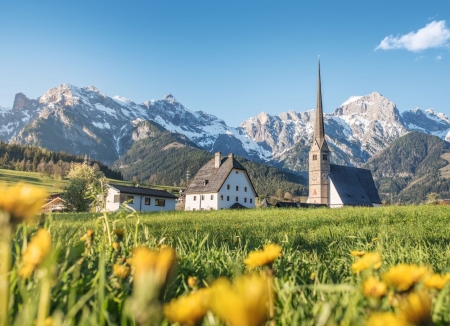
[307,57,330,206]
[314,57,327,149]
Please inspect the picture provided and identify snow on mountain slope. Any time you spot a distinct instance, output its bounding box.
[2,83,449,171]
[240,92,408,167]
[8,84,270,164]
[402,107,450,141]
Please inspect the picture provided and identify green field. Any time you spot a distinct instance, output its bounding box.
[4,205,450,325]
[0,168,68,193]
[0,168,179,195]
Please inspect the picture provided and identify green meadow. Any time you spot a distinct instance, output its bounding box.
[5,205,450,325]
[0,168,68,193]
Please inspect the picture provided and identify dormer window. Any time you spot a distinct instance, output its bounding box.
[203,179,209,186]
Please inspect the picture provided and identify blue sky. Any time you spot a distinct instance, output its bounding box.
[0,1,449,126]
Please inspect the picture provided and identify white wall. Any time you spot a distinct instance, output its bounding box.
[105,188,176,212]
[328,178,344,208]
[185,193,218,211]
[184,169,256,211]
[219,169,256,209]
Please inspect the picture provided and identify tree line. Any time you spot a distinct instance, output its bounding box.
[0,141,123,180]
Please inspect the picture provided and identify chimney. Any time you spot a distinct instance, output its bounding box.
[228,153,234,159]
[215,152,221,168]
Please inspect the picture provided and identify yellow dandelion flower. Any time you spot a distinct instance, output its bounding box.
[80,229,94,241]
[383,264,431,291]
[210,274,271,326]
[366,312,408,326]
[17,263,35,279]
[128,245,176,284]
[363,277,387,299]
[188,276,198,288]
[351,252,382,273]
[44,316,55,326]
[113,264,131,279]
[113,228,125,236]
[424,273,450,290]
[398,291,432,326]
[350,250,366,257]
[310,272,316,281]
[163,287,213,326]
[18,229,52,278]
[113,228,125,241]
[0,182,47,223]
[244,243,282,268]
[112,242,120,251]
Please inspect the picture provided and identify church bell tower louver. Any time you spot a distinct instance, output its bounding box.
[307,58,330,205]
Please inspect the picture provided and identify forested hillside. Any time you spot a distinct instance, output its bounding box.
[114,131,307,196]
[363,131,450,203]
[0,141,123,180]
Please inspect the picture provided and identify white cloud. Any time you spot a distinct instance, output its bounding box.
[415,56,425,61]
[436,55,442,61]
[375,20,450,52]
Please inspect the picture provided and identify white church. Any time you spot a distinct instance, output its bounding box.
[307,59,381,208]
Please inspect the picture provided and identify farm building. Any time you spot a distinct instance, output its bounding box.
[307,59,381,208]
[105,184,178,212]
[185,152,257,210]
[42,196,66,213]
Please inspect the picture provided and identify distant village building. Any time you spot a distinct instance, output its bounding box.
[184,153,257,210]
[105,184,178,212]
[41,193,66,213]
[307,60,381,208]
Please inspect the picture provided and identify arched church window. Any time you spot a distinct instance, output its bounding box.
[323,154,328,161]
[313,154,317,161]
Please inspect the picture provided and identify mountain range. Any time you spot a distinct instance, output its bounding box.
[1,83,450,173]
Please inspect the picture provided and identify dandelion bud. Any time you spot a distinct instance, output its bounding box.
[188,276,198,289]
[113,264,131,280]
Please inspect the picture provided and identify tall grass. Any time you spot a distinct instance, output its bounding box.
[5,205,450,325]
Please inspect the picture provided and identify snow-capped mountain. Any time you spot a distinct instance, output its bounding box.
[1,84,449,171]
[0,93,40,141]
[240,92,409,169]
[402,108,450,141]
[6,84,269,164]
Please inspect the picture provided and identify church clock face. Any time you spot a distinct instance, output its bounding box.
[322,173,327,180]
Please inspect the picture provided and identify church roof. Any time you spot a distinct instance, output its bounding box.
[185,155,257,195]
[313,58,329,151]
[329,164,381,206]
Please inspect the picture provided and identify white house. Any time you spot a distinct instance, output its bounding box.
[105,184,178,212]
[185,152,257,211]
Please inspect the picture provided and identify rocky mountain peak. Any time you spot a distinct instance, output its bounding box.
[253,112,272,124]
[334,92,401,123]
[39,84,79,106]
[85,86,100,93]
[12,92,37,111]
[163,94,177,103]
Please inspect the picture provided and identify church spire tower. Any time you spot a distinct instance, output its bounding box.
[307,57,330,205]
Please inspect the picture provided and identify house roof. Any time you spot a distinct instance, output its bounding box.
[109,184,178,199]
[185,155,257,195]
[275,201,299,208]
[230,202,248,209]
[259,198,272,207]
[329,164,381,206]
